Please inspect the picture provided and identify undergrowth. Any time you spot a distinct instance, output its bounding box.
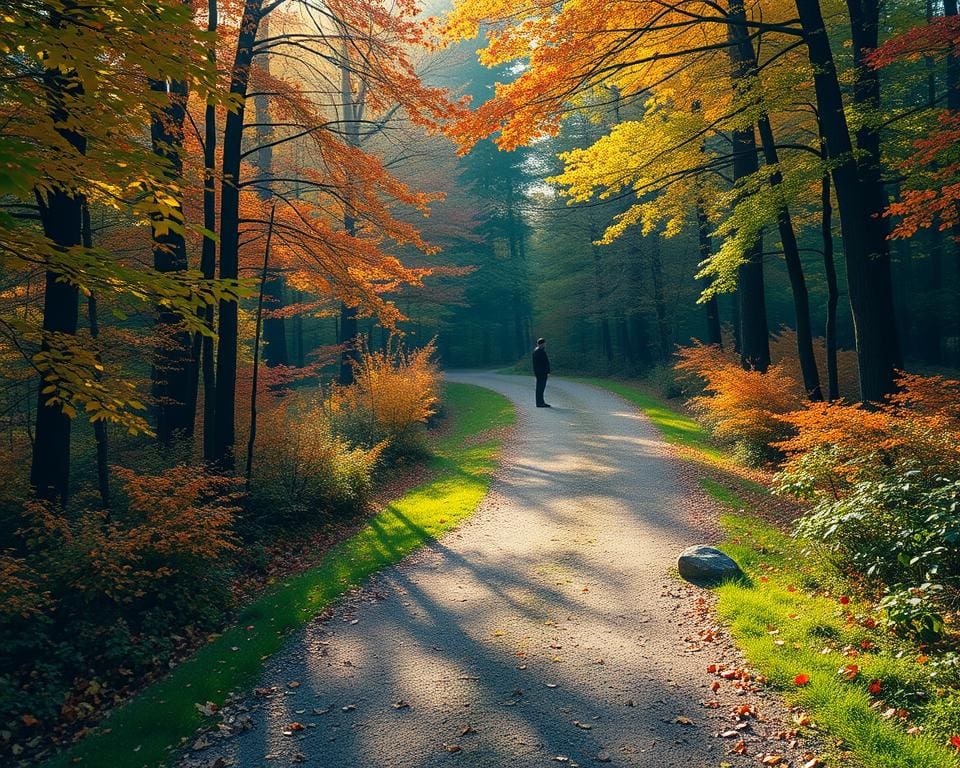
[41,382,514,768]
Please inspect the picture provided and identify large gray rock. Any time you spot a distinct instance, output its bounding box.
[677,545,743,585]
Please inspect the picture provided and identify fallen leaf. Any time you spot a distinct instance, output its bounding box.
[794,674,810,686]
[573,720,593,730]
[445,744,462,753]
[460,724,478,736]
[20,715,38,727]
[950,735,960,751]
[287,681,301,689]
[839,596,850,605]
[840,664,860,681]
[392,700,410,709]
[760,755,784,765]
[674,716,694,726]
[868,680,882,695]
[286,722,305,732]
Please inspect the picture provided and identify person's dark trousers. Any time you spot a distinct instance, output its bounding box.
[535,374,548,406]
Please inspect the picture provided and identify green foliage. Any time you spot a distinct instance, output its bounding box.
[796,474,960,641]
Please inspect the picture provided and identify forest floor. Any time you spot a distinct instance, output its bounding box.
[180,372,822,768]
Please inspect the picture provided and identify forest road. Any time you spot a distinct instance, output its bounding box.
[189,372,815,768]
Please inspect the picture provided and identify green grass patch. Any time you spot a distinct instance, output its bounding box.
[44,382,514,768]
[584,380,960,768]
[711,490,960,768]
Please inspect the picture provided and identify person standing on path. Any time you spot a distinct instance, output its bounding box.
[532,337,551,407]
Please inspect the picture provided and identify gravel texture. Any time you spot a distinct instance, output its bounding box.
[182,373,818,768]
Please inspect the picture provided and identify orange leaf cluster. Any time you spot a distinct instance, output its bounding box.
[22,466,240,602]
[675,342,803,449]
[330,339,440,446]
[775,373,960,496]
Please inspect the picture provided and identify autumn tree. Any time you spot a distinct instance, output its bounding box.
[1,0,228,502]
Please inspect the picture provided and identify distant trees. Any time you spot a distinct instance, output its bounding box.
[444,0,955,402]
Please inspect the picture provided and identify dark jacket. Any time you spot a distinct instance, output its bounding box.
[532,346,551,377]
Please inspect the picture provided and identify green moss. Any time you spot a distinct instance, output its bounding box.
[44,382,514,768]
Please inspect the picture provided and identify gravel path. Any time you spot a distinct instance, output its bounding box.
[185,373,817,768]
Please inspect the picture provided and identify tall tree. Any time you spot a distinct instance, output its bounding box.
[794,0,902,401]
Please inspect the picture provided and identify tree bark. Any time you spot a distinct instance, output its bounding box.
[943,0,960,362]
[726,0,770,372]
[696,202,723,347]
[338,46,362,385]
[820,159,840,401]
[149,71,194,442]
[755,115,823,399]
[794,0,901,402]
[213,0,262,469]
[81,204,110,508]
[649,237,672,363]
[254,15,288,369]
[31,12,85,504]
[245,206,276,488]
[198,0,218,463]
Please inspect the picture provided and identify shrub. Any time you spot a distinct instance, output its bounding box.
[0,466,240,735]
[646,362,684,399]
[247,394,383,523]
[330,339,439,459]
[674,342,803,460]
[778,374,960,639]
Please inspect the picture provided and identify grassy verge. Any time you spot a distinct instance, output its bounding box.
[44,382,514,768]
[584,377,960,768]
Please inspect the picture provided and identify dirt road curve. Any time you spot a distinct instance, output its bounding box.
[185,373,814,768]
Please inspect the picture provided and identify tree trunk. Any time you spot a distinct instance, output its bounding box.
[254,15,288,369]
[794,0,901,402]
[943,0,960,360]
[195,0,218,463]
[338,48,362,386]
[696,203,723,347]
[755,115,823,399]
[213,0,262,469]
[31,18,85,504]
[649,237,671,363]
[626,239,652,368]
[245,206,276,488]
[82,205,110,508]
[588,218,613,362]
[726,0,770,372]
[149,72,194,442]
[820,162,840,401]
